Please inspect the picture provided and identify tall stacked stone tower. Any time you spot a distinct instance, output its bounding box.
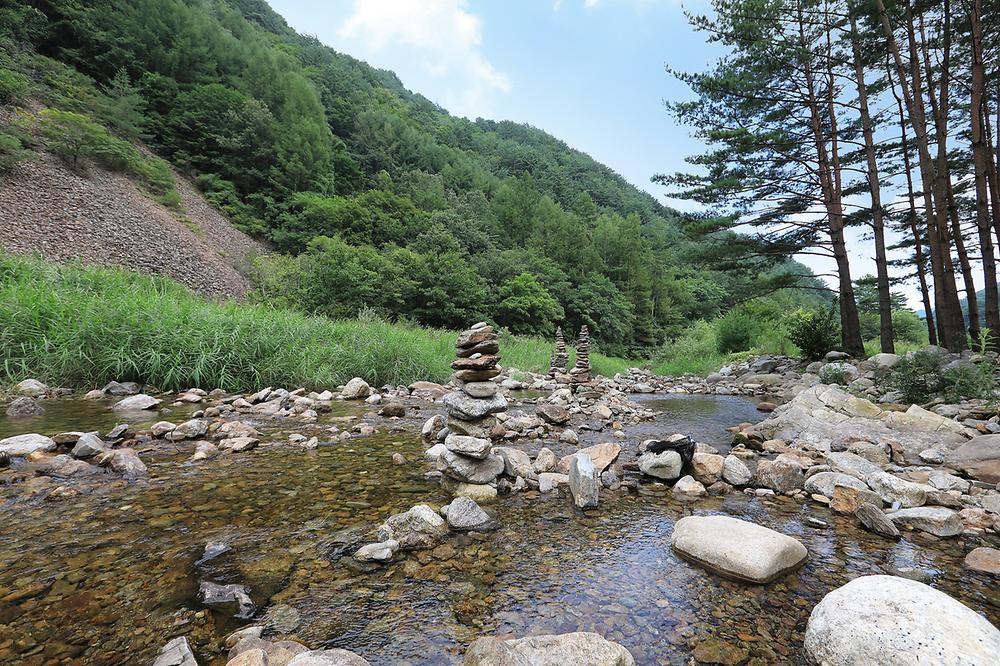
[437,322,506,491]
[549,326,568,378]
[569,325,591,385]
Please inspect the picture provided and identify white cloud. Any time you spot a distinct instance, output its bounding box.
[338,0,510,118]
[584,0,602,7]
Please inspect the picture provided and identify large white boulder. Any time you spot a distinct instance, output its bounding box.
[804,575,1000,665]
[376,504,447,550]
[464,632,635,665]
[671,515,807,584]
[0,433,57,456]
[112,393,161,412]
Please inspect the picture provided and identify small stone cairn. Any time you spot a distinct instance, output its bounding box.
[549,326,568,378]
[569,325,591,386]
[438,323,508,491]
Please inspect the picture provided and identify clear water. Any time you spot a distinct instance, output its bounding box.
[0,394,996,666]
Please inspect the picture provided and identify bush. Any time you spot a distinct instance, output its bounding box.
[715,309,760,354]
[652,321,725,376]
[0,67,28,104]
[784,305,841,360]
[891,310,926,344]
[819,362,852,386]
[886,349,995,404]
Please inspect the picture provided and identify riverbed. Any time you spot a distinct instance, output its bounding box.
[0,394,997,665]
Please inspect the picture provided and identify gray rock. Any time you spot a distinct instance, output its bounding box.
[753,459,804,493]
[533,447,556,473]
[377,504,448,550]
[865,472,926,508]
[690,452,724,485]
[462,381,499,398]
[671,475,706,498]
[538,472,569,493]
[152,636,199,666]
[421,414,445,441]
[424,442,448,462]
[353,539,398,563]
[638,450,682,480]
[198,580,254,618]
[112,393,160,412]
[14,378,49,397]
[536,403,570,425]
[286,649,373,666]
[95,447,147,479]
[671,515,807,584]
[0,433,56,456]
[559,429,579,445]
[869,353,901,369]
[444,496,493,530]
[826,451,883,479]
[722,454,752,486]
[926,470,970,493]
[464,632,635,666]
[444,434,492,459]
[495,446,534,479]
[804,471,868,499]
[6,396,44,417]
[70,432,107,458]
[569,453,599,509]
[442,390,508,421]
[437,449,504,484]
[340,377,371,399]
[804,575,1000,666]
[102,380,140,396]
[854,503,899,539]
[167,419,208,441]
[887,506,963,537]
[945,434,1000,484]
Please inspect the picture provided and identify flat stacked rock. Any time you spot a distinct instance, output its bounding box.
[439,323,507,493]
[549,326,568,378]
[569,325,591,385]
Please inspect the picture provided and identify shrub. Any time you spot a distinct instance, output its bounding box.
[891,310,926,344]
[715,309,760,354]
[784,304,841,360]
[0,67,28,104]
[941,362,995,403]
[887,349,948,403]
[818,363,852,386]
[0,128,31,172]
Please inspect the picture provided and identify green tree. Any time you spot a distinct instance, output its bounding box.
[495,273,564,336]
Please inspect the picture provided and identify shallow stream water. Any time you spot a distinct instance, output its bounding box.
[0,395,997,666]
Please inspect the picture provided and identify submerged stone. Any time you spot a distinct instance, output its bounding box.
[671,515,807,584]
[464,632,635,666]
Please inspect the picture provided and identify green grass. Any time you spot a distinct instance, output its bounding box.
[0,253,634,391]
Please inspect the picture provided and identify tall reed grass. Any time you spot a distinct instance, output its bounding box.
[0,254,632,391]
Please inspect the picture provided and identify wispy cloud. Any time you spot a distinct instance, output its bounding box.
[338,0,510,118]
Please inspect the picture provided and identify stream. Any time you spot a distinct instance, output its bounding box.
[0,394,997,665]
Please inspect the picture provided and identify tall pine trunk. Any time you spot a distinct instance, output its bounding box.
[877,0,967,351]
[850,11,893,352]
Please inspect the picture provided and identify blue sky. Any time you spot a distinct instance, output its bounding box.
[266,0,933,308]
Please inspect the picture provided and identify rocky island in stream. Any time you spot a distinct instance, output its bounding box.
[1,339,998,665]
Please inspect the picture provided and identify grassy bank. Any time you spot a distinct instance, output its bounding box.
[0,254,631,391]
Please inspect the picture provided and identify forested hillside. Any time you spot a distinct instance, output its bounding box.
[0,0,823,356]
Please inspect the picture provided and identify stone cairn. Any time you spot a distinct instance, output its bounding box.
[438,323,507,493]
[569,325,591,385]
[549,326,568,378]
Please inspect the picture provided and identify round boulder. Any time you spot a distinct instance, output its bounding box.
[804,575,1000,665]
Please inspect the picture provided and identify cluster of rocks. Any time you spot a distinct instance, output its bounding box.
[353,499,495,564]
[153,629,372,666]
[0,427,147,489]
[549,326,568,378]
[569,325,591,386]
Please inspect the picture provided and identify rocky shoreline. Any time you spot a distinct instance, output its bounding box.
[1,340,998,665]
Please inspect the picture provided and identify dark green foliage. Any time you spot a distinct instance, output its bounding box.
[716,310,761,354]
[887,350,995,404]
[891,311,926,344]
[495,273,564,336]
[785,304,842,361]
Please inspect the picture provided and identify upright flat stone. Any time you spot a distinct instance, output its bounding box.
[671,515,807,584]
[569,453,599,509]
[804,575,1000,665]
[152,636,199,666]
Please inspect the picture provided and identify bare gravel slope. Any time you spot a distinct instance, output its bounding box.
[0,153,268,298]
